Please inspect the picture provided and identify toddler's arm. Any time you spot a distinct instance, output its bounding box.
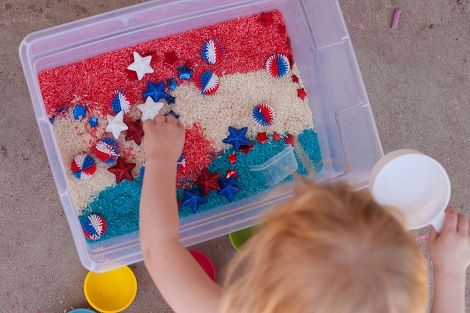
[140,114,221,313]
[429,208,470,313]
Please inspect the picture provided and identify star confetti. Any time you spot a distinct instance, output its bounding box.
[228,153,237,164]
[217,176,240,202]
[239,144,254,154]
[226,169,239,180]
[127,51,154,80]
[177,63,194,80]
[291,75,299,84]
[137,97,164,121]
[284,134,296,146]
[197,169,221,195]
[143,81,171,102]
[182,189,207,213]
[124,119,144,146]
[106,111,128,139]
[272,132,281,141]
[297,88,307,100]
[107,157,136,183]
[164,51,178,65]
[259,12,274,26]
[256,132,269,144]
[222,126,249,151]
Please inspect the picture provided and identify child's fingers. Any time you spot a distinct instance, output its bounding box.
[442,208,458,234]
[154,114,165,124]
[142,119,154,132]
[428,227,438,245]
[166,114,177,124]
[457,213,469,234]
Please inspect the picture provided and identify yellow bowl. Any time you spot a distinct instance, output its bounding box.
[84,266,137,313]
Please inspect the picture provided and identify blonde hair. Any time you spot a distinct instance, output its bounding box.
[220,180,429,313]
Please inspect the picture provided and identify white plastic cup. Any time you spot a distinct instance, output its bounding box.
[370,150,451,232]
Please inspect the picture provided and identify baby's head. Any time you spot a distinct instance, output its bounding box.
[221,181,429,313]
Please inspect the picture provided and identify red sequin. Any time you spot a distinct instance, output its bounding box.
[256,132,269,144]
[226,169,239,179]
[284,134,296,146]
[228,153,237,164]
[239,144,254,154]
[291,75,299,84]
[107,158,136,183]
[297,88,307,100]
[272,132,281,141]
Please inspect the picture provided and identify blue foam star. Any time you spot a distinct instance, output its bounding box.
[165,110,180,119]
[166,78,178,91]
[72,104,87,120]
[177,63,193,80]
[165,96,176,105]
[222,127,249,150]
[217,176,240,202]
[142,81,171,102]
[182,189,207,213]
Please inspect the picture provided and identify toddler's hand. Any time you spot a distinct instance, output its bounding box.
[143,114,185,164]
[428,208,470,276]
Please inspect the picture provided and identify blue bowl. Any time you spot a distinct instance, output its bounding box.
[68,309,96,313]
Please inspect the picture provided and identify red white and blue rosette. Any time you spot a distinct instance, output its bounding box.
[265,54,290,78]
[200,39,223,65]
[81,213,107,240]
[111,90,130,114]
[71,153,96,180]
[93,137,119,163]
[252,103,275,127]
[198,71,220,95]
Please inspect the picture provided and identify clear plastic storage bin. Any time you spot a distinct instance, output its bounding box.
[20,0,383,272]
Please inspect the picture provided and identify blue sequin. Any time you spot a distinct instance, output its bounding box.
[72,105,87,120]
[165,96,176,105]
[166,78,178,91]
[165,110,180,119]
[89,117,99,127]
[177,63,193,80]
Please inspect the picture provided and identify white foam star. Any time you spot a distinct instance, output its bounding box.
[105,111,128,139]
[138,97,165,121]
[127,51,154,80]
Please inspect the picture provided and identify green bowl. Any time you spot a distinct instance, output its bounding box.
[229,227,255,251]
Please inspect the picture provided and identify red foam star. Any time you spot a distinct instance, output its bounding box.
[297,88,307,100]
[272,132,281,141]
[164,51,178,65]
[228,153,238,164]
[197,169,221,195]
[107,158,136,183]
[259,12,274,26]
[256,132,269,144]
[291,75,299,84]
[239,144,254,154]
[125,119,144,146]
[284,134,296,146]
[226,169,239,179]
